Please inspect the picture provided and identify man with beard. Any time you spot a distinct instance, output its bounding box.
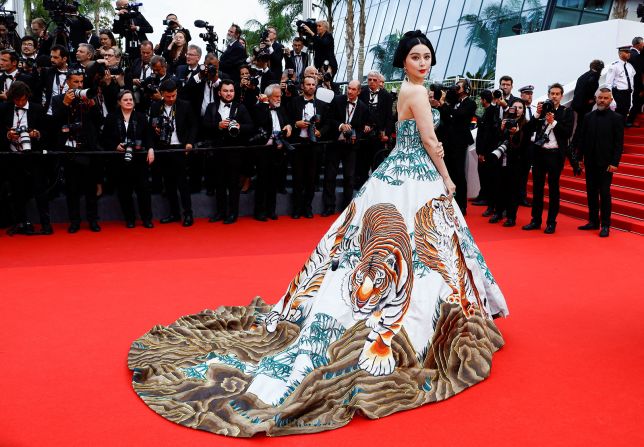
[576,88,624,237]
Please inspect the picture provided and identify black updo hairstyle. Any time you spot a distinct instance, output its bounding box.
[392,30,436,68]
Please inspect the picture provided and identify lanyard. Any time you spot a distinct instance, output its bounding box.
[163,104,176,127]
[346,101,356,123]
[15,108,25,127]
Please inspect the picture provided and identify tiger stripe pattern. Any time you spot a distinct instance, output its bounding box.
[347,203,413,376]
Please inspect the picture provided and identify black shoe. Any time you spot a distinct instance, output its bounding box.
[88,221,101,232]
[544,223,557,234]
[209,212,224,223]
[321,207,334,217]
[488,214,502,224]
[522,221,541,231]
[126,221,136,228]
[472,199,488,206]
[519,199,531,207]
[254,214,268,222]
[625,122,634,128]
[304,210,314,218]
[160,215,180,224]
[68,223,80,234]
[599,226,610,237]
[182,214,194,227]
[503,219,516,227]
[142,220,154,229]
[269,213,278,220]
[291,213,301,219]
[40,223,54,235]
[482,208,494,217]
[223,214,237,224]
[578,222,600,230]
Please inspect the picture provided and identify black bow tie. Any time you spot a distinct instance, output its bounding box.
[15,107,26,111]
[223,103,231,108]
[348,102,356,107]
[304,99,314,104]
[270,106,280,110]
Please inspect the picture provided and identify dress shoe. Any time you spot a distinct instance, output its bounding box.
[40,223,54,235]
[126,221,136,228]
[88,221,101,232]
[544,223,557,234]
[488,214,502,224]
[291,213,300,219]
[223,214,238,224]
[502,219,516,227]
[142,220,154,229]
[160,215,180,224]
[482,208,494,217]
[254,214,268,222]
[519,198,531,207]
[522,221,541,231]
[625,122,634,128]
[209,212,225,223]
[182,214,194,227]
[578,222,599,230]
[68,223,80,234]
[320,207,334,217]
[304,210,314,219]
[269,213,278,220]
[599,226,610,237]
[472,199,488,206]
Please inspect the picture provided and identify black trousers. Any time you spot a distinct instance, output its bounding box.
[585,163,613,227]
[212,150,242,217]
[254,147,285,217]
[323,142,357,210]
[613,88,632,122]
[493,162,521,221]
[355,136,386,189]
[627,85,642,124]
[291,140,318,214]
[531,149,564,225]
[476,155,492,202]
[116,156,152,223]
[64,157,99,224]
[159,149,192,216]
[445,143,468,214]
[7,154,51,226]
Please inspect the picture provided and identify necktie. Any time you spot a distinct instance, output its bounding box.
[527,107,533,120]
[625,63,632,91]
[304,99,314,104]
[224,103,231,108]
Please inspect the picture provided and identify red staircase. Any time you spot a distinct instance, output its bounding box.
[528,118,644,234]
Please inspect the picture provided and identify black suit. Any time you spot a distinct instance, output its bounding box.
[41,68,70,113]
[269,41,285,80]
[357,88,393,186]
[572,69,601,130]
[309,32,337,74]
[252,102,291,217]
[289,96,329,215]
[446,96,476,213]
[324,95,370,210]
[628,48,643,124]
[529,105,573,226]
[149,99,198,218]
[103,110,154,224]
[475,104,501,204]
[0,101,50,227]
[284,51,309,80]
[578,109,624,227]
[112,11,153,54]
[202,99,254,218]
[219,40,247,83]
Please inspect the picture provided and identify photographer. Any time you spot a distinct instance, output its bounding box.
[31,18,53,58]
[357,70,393,187]
[139,55,177,113]
[96,46,132,114]
[176,44,202,91]
[219,24,246,83]
[74,43,94,70]
[0,14,20,52]
[129,40,153,104]
[321,80,370,216]
[263,26,284,80]
[236,64,261,110]
[522,83,573,234]
[517,85,537,207]
[289,75,329,219]
[284,37,308,81]
[0,49,37,103]
[495,75,518,120]
[112,0,153,56]
[156,13,192,56]
[300,20,337,76]
[0,81,50,235]
[51,69,102,233]
[473,89,500,212]
[444,79,476,215]
[202,79,254,224]
[251,83,292,221]
[102,89,155,228]
[149,79,197,226]
[488,98,529,227]
[161,30,188,75]
[43,44,70,115]
[97,29,117,58]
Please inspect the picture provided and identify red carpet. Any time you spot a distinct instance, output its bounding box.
[1,207,643,446]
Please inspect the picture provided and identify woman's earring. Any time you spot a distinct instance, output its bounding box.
[403,68,409,82]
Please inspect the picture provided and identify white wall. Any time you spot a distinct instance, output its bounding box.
[496,19,644,99]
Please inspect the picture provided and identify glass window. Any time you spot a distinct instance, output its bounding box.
[403,0,424,31]
[378,0,403,42]
[414,1,435,33]
[433,26,456,79]
[462,0,483,16]
[462,44,488,78]
[390,0,410,35]
[579,11,608,24]
[556,0,583,7]
[521,7,547,33]
[443,1,466,28]
[583,0,611,14]
[497,13,522,38]
[445,25,472,77]
[427,2,449,32]
[426,29,442,79]
[550,8,582,28]
[365,1,388,48]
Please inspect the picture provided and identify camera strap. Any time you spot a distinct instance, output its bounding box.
[345,101,357,123]
[163,104,176,128]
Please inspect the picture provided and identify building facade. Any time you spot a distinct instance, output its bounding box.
[332,0,637,82]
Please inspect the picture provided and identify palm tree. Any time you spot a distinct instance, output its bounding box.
[319,0,342,34]
[79,0,115,32]
[345,0,355,80]
[245,0,300,51]
[369,32,403,81]
[356,0,367,81]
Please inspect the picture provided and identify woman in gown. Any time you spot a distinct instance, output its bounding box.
[128,31,509,437]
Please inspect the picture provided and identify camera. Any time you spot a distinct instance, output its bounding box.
[162,18,177,26]
[122,139,141,162]
[541,99,555,115]
[285,69,298,95]
[151,115,174,145]
[307,114,321,143]
[273,130,295,151]
[194,20,218,53]
[248,127,268,144]
[62,122,83,134]
[199,64,218,78]
[43,0,79,14]
[116,1,143,13]
[429,83,444,102]
[296,19,316,35]
[109,66,124,76]
[143,75,160,94]
[489,141,509,162]
[493,89,504,100]
[0,7,18,32]
[70,88,95,100]
[13,125,31,152]
[18,57,36,72]
[228,120,241,137]
[503,106,518,130]
[342,128,357,144]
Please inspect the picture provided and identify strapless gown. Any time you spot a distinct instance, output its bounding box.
[128,118,509,437]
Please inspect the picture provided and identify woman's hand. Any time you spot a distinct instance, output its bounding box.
[443,177,456,200]
[435,142,444,158]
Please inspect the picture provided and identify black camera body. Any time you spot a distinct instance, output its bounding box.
[342,128,357,144]
[541,99,555,115]
[13,125,31,151]
[273,130,295,151]
[122,138,142,162]
[194,20,218,54]
[228,120,240,137]
[0,7,18,31]
[142,75,160,94]
[296,19,316,35]
[151,115,174,145]
[307,114,321,143]
[493,89,504,100]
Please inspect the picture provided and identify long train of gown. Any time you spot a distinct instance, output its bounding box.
[128,118,509,437]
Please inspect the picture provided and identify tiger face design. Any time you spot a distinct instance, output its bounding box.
[346,203,413,376]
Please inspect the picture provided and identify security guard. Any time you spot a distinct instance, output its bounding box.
[606,46,636,122]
